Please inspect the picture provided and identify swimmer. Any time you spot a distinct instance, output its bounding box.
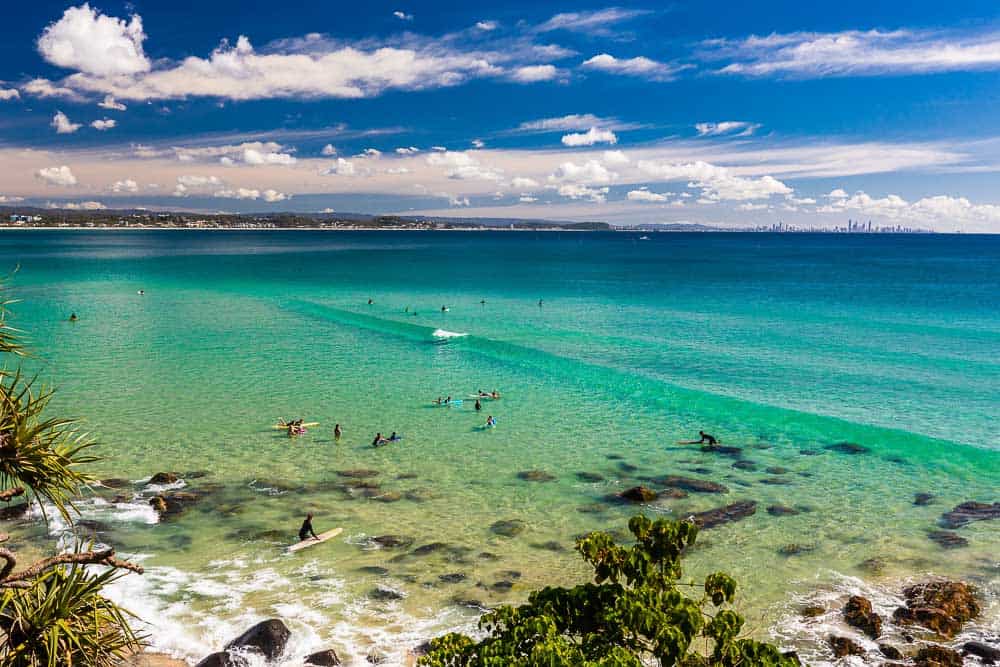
[475,399,482,412]
[68,313,78,322]
[485,415,496,428]
[334,423,342,440]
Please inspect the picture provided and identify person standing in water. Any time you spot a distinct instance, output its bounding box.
[334,423,342,440]
[475,399,482,411]
[486,415,496,428]
[299,513,319,541]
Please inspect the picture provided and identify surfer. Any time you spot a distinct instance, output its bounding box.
[137,289,145,296]
[441,305,449,312]
[368,298,373,305]
[491,389,500,399]
[486,415,496,428]
[697,431,718,446]
[69,313,78,322]
[299,513,319,541]
[372,432,388,447]
[444,396,453,405]
[475,399,482,412]
[334,423,342,440]
[433,397,443,405]
[388,431,401,442]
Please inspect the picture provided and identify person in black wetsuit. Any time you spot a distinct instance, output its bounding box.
[475,399,482,411]
[299,513,318,541]
[698,431,718,445]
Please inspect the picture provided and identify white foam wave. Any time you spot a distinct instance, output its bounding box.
[432,329,468,339]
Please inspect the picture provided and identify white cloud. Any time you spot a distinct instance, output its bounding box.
[711,29,1000,78]
[538,8,650,36]
[395,146,419,154]
[36,165,78,186]
[322,158,357,176]
[516,114,626,133]
[426,151,502,181]
[695,121,760,137]
[263,189,289,203]
[827,188,849,199]
[393,11,413,21]
[321,144,337,156]
[637,160,792,200]
[173,174,222,196]
[98,94,126,110]
[111,178,138,193]
[548,160,617,184]
[736,202,769,211]
[582,53,682,80]
[510,65,559,82]
[603,150,630,165]
[384,166,411,174]
[38,3,150,77]
[214,187,260,200]
[627,189,669,202]
[91,118,116,130]
[471,139,485,149]
[21,78,82,100]
[561,127,618,147]
[519,195,538,202]
[555,184,609,202]
[437,192,470,207]
[51,111,81,134]
[49,200,106,210]
[0,88,20,101]
[476,21,498,31]
[242,147,296,165]
[357,148,382,159]
[511,176,540,189]
[0,195,25,203]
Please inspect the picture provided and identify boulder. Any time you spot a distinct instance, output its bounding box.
[195,652,245,667]
[844,595,882,639]
[964,641,1000,664]
[490,520,525,537]
[914,492,935,506]
[689,501,757,529]
[767,505,800,517]
[305,649,342,666]
[517,470,555,482]
[829,635,865,658]
[100,478,131,489]
[915,645,963,667]
[902,581,980,627]
[879,644,903,660]
[656,476,728,493]
[576,472,604,482]
[940,501,1000,529]
[148,472,180,485]
[224,619,291,661]
[372,535,413,549]
[893,606,963,638]
[827,442,870,455]
[801,605,825,618]
[370,586,405,601]
[618,486,658,502]
[927,530,968,549]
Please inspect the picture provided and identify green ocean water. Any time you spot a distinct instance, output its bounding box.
[1,230,997,665]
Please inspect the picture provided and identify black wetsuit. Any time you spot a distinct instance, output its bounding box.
[299,518,318,541]
[699,433,718,445]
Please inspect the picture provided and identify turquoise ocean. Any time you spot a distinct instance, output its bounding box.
[1,230,997,664]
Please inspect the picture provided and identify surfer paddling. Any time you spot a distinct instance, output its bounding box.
[299,513,319,541]
[697,431,718,445]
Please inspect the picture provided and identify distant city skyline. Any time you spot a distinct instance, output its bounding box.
[3,1,1000,231]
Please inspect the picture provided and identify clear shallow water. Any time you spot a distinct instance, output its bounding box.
[1,230,998,665]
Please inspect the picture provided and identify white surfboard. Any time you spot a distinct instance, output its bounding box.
[288,527,343,553]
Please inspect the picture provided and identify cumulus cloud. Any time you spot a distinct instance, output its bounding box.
[555,184,609,202]
[21,77,83,100]
[627,189,669,202]
[111,178,138,193]
[36,165,78,186]
[173,174,223,196]
[476,21,498,31]
[48,200,106,210]
[426,151,502,181]
[471,139,485,149]
[322,158,357,176]
[0,88,20,101]
[214,187,260,200]
[242,147,296,165]
[709,29,1000,78]
[37,3,150,77]
[91,118,116,130]
[321,144,337,156]
[510,176,540,189]
[98,94,126,110]
[51,111,81,134]
[637,160,792,200]
[561,127,618,146]
[582,53,683,80]
[603,150,630,165]
[0,196,25,203]
[814,189,1000,230]
[395,146,419,154]
[510,65,559,82]
[393,11,413,21]
[356,148,382,159]
[695,121,761,137]
[263,189,289,202]
[548,160,617,185]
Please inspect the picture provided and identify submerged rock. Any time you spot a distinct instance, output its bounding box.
[575,472,604,482]
[491,580,515,592]
[336,469,379,478]
[369,586,405,601]
[656,476,728,493]
[778,543,815,556]
[798,449,820,456]
[617,486,658,502]
[701,444,743,458]
[765,466,789,475]
[373,491,402,503]
[100,477,131,489]
[517,470,555,482]
[532,540,565,552]
[879,644,904,660]
[372,535,413,549]
[844,595,882,639]
[576,503,606,514]
[490,520,526,537]
[148,472,180,485]
[914,492,935,506]
[801,605,825,618]
[927,530,969,549]
[689,501,757,529]
[766,505,800,517]
[618,462,638,473]
[828,635,865,658]
[438,573,467,584]
[224,619,291,661]
[732,460,758,471]
[827,442,870,455]
[357,566,390,576]
[759,477,792,486]
[915,645,963,667]
[939,501,1000,528]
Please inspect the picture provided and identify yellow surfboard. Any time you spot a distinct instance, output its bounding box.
[288,527,343,553]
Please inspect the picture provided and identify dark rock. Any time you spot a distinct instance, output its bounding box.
[367,651,387,664]
[477,551,499,561]
[100,478,131,489]
[767,505,800,517]
[498,570,521,579]
[148,472,180,485]
[492,580,514,591]
[452,596,487,609]
[901,581,980,634]
[782,651,802,665]
[879,644,904,660]
[894,606,962,638]
[658,488,689,499]
[915,645,963,667]
[358,566,390,576]
[225,619,291,661]
[759,477,792,485]
[532,540,565,552]
[337,469,379,478]
[517,470,555,482]
[412,542,449,555]
[778,543,815,556]
[689,501,757,529]
[801,605,825,618]
[370,586,405,601]
[0,503,29,520]
[396,472,418,480]
[412,641,432,657]
[373,491,402,502]
[372,535,413,549]
[927,530,969,549]
[799,449,820,455]
[765,466,789,475]
[490,520,525,537]
[618,486,658,502]
[184,470,210,479]
[732,460,758,470]
[438,573,467,584]
[940,501,1000,529]
[914,493,935,506]
[618,462,638,473]
[829,635,865,658]
[844,595,883,639]
[575,472,604,482]
[701,444,743,458]
[576,503,606,514]
[305,649,342,666]
[195,652,246,667]
[656,476,728,493]
[827,442,870,455]
[964,641,1000,663]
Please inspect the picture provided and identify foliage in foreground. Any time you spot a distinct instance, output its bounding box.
[420,516,798,667]
[0,283,143,665]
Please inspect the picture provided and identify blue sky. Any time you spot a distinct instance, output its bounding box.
[3,1,1000,230]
